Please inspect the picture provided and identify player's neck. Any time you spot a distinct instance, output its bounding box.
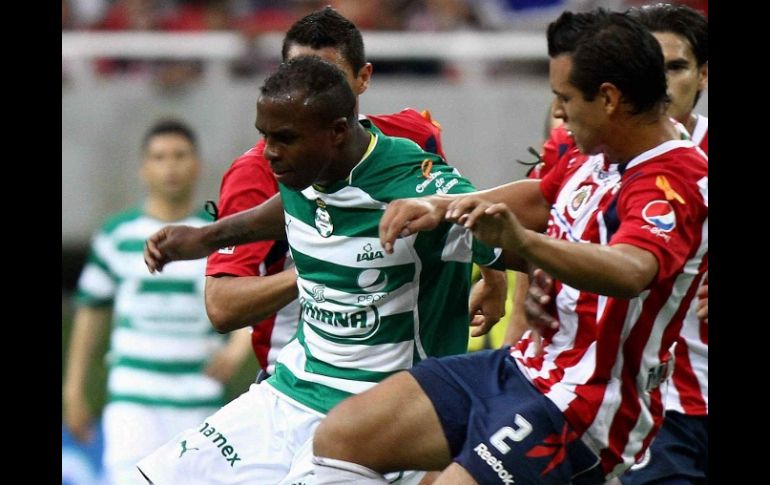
[144,197,195,222]
[319,123,373,186]
[682,113,698,136]
[604,115,679,164]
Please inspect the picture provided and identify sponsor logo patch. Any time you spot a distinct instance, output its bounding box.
[642,200,676,232]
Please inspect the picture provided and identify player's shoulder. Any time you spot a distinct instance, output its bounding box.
[623,142,708,205]
[365,108,443,154]
[222,141,273,182]
[99,206,144,236]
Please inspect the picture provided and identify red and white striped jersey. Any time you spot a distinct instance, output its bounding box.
[690,114,708,154]
[510,139,708,478]
[667,114,708,415]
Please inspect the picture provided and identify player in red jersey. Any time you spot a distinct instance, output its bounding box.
[618,4,709,483]
[311,10,707,484]
[205,6,503,383]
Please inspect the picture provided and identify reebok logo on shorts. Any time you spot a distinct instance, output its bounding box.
[474,443,515,484]
[198,422,242,467]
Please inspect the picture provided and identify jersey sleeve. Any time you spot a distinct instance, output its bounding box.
[206,147,280,277]
[539,150,574,204]
[609,169,708,283]
[403,161,502,268]
[75,231,117,307]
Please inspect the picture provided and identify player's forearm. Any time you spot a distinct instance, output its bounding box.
[474,179,551,232]
[205,270,298,333]
[203,194,286,249]
[515,234,658,298]
[63,306,110,399]
[503,273,530,345]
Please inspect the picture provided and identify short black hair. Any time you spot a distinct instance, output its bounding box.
[548,10,668,116]
[142,118,198,152]
[260,56,356,125]
[629,3,708,67]
[547,9,611,58]
[281,6,366,73]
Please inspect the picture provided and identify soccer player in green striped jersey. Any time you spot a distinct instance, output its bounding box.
[138,57,504,485]
[63,119,253,485]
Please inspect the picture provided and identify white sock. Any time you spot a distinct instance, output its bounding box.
[313,456,388,484]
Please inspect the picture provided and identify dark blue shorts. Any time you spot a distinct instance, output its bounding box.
[409,348,604,485]
[620,411,708,485]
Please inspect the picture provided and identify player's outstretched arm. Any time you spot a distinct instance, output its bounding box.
[447,198,659,298]
[144,194,286,273]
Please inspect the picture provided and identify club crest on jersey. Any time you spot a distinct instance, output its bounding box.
[314,198,333,237]
[311,284,326,303]
[357,243,384,262]
[642,200,676,232]
[567,185,593,218]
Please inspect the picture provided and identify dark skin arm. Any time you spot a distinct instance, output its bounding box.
[144,193,286,273]
[205,269,298,333]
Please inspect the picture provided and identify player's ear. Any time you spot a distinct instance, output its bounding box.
[697,61,708,92]
[355,63,373,95]
[599,82,621,115]
[330,117,350,145]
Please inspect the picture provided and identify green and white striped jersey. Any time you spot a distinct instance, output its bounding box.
[76,207,226,409]
[267,120,501,414]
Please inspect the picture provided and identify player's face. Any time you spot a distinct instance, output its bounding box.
[549,55,606,155]
[141,134,200,202]
[284,44,371,99]
[256,93,340,190]
[653,31,707,124]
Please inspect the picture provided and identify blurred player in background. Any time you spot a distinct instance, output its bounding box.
[63,119,251,484]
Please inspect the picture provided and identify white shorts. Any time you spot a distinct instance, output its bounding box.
[137,382,425,485]
[102,401,218,485]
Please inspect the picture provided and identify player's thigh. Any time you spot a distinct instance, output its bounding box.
[138,382,320,484]
[318,371,451,472]
[433,463,477,485]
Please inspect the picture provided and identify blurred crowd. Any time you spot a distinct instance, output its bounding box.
[62,0,706,34]
[62,0,708,86]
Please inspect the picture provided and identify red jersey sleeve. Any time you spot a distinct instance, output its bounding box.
[539,149,582,204]
[366,108,446,159]
[206,140,280,277]
[610,153,708,284]
[538,125,575,179]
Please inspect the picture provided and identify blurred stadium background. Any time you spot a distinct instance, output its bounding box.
[62,1,707,483]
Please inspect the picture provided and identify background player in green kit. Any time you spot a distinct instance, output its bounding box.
[63,119,252,485]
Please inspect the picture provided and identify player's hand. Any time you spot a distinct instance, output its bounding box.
[144,225,211,273]
[379,197,447,254]
[468,270,507,337]
[445,198,528,251]
[524,269,559,331]
[696,283,708,322]
[63,393,94,443]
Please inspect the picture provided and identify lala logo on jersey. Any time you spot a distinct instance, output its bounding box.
[217,246,235,255]
[642,200,676,232]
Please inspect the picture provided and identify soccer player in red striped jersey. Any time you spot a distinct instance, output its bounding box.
[619,4,709,483]
[312,10,707,484]
[205,7,500,383]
